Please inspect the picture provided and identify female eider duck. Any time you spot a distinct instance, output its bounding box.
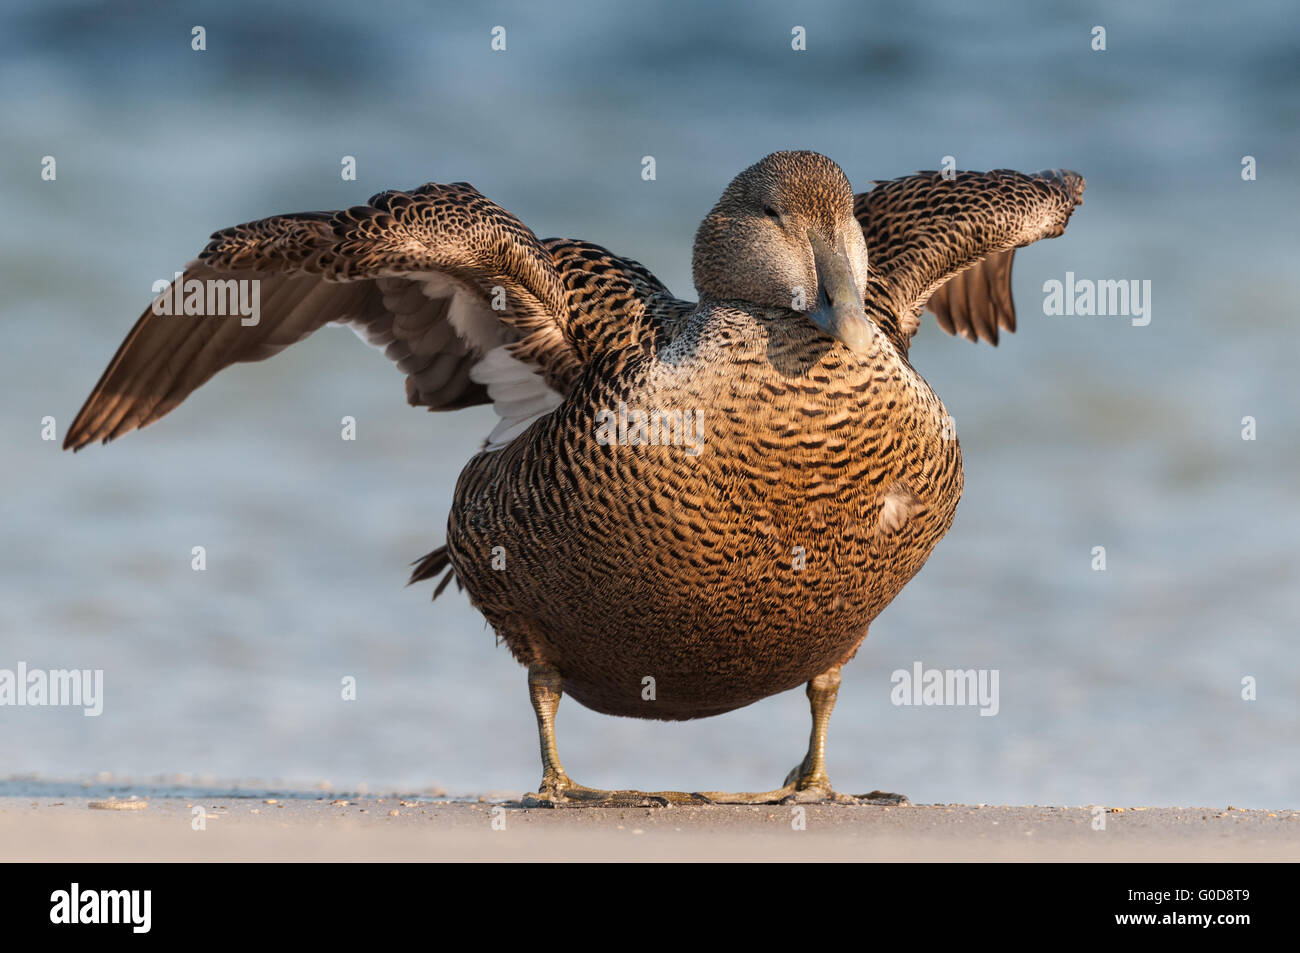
[66,152,1084,806]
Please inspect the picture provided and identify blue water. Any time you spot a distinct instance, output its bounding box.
[1,0,1297,808]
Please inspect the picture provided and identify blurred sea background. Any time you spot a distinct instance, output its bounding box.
[1,0,1297,807]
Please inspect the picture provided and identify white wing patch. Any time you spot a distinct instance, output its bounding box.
[471,345,564,451]
[415,271,508,355]
[329,271,561,449]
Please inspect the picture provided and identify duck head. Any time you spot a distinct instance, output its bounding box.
[692,151,875,355]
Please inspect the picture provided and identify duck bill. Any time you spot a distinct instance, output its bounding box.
[807,231,875,355]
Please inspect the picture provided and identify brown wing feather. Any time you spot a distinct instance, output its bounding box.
[854,169,1084,347]
[64,184,583,451]
[922,249,1016,345]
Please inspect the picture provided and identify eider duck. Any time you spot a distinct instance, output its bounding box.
[66,151,1084,805]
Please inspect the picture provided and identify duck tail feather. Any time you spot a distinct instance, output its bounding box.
[408,544,458,601]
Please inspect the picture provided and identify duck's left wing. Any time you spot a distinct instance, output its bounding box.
[854,169,1084,346]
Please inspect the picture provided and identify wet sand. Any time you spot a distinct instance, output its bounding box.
[4,793,1297,862]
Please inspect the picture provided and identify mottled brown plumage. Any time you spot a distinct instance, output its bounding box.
[65,152,1084,803]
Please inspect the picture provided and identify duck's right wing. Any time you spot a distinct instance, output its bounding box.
[65,183,670,453]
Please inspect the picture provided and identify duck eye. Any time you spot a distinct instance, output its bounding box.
[763,205,781,220]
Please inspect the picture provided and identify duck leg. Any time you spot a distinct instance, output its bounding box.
[782,665,843,795]
[520,663,707,808]
[700,664,908,805]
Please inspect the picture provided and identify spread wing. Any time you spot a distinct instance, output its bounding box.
[64,183,673,452]
[854,169,1085,346]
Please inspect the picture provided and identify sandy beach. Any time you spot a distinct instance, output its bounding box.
[4,791,1296,862]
